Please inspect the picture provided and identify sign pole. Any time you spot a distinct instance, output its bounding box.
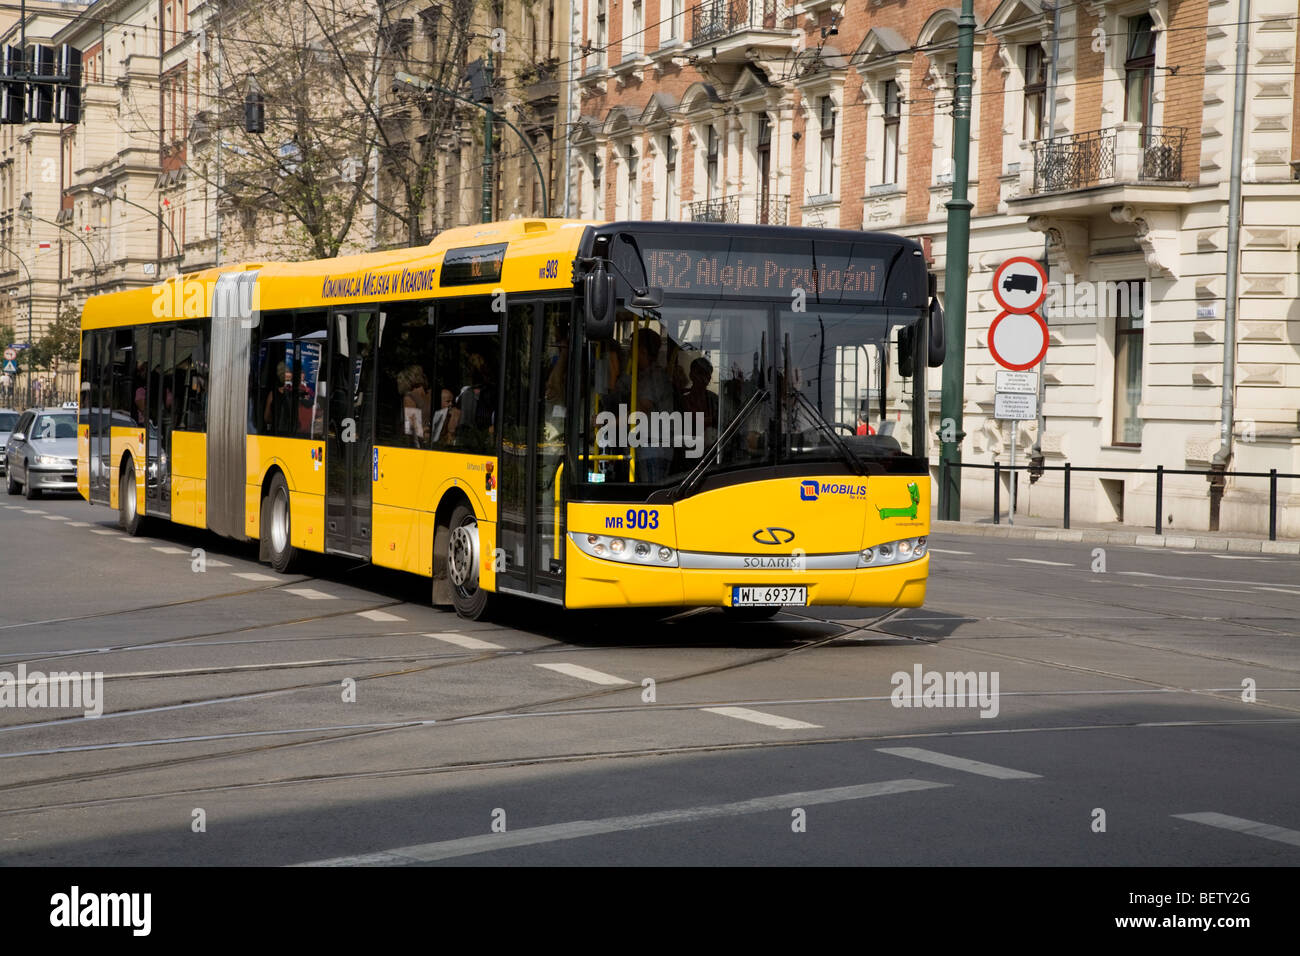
[1009,425,1016,525]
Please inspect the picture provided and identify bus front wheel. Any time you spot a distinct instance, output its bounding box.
[263,473,301,574]
[447,502,492,620]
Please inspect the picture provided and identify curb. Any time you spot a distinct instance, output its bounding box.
[932,520,1300,555]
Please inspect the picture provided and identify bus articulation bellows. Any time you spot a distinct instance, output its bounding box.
[77,219,944,620]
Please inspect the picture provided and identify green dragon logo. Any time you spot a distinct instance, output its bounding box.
[875,482,920,519]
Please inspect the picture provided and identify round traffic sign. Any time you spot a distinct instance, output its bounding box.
[988,310,1048,371]
[3,347,15,361]
[993,256,1048,314]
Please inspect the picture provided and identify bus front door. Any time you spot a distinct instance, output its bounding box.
[325,310,376,557]
[497,300,568,602]
[86,330,112,506]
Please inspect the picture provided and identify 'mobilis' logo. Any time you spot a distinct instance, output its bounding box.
[799,480,868,500]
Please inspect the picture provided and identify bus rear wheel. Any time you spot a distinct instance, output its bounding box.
[263,472,301,574]
[447,502,492,620]
[118,461,144,535]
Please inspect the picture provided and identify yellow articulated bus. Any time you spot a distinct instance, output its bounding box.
[77,219,945,620]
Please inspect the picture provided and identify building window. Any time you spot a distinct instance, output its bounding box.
[663,134,677,219]
[667,0,684,42]
[882,80,900,184]
[1124,14,1156,127]
[757,114,772,218]
[818,97,835,195]
[594,0,607,68]
[1112,281,1145,446]
[590,152,602,216]
[628,0,643,58]
[706,125,719,199]
[626,143,639,217]
[1023,44,1046,141]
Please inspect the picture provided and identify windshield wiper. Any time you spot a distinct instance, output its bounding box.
[669,387,770,502]
[787,387,867,476]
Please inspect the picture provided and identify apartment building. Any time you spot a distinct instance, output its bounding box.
[568,0,1300,534]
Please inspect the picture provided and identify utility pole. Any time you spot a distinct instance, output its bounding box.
[938,0,976,520]
[1031,1,1062,479]
[481,52,493,224]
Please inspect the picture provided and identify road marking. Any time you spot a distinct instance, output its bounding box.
[90,529,118,536]
[282,588,336,600]
[204,559,231,568]
[66,521,90,527]
[42,515,69,521]
[120,537,149,544]
[152,546,188,554]
[426,632,503,651]
[232,572,278,582]
[20,509,43,514]
[929,548,973,555]
[535,662,633,686]
[1256,586,1300,596]
[703,706,822,730]
[1173,812,1300,848]
[1211,554,1270,560]
[295,779,949,866]
[357,609,405,622]
[3,505,22,510]
[1009,558,1072,566]
[876,747,1041,779]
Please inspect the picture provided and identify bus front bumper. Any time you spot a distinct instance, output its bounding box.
[563,543,928,610]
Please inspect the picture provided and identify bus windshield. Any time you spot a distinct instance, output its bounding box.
[577,298,925,491]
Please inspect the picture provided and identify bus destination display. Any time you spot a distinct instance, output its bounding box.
[638,242,888,301]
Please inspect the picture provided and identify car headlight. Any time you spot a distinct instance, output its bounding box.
[859,536,928,568]
[35,455,74,467]
[571,532,678,567]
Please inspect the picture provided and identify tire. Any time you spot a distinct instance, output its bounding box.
[5,472,18,495]
[446,502,493,620]
[22,465,39,500]
[118,460,144,535]
[723,605,781,622]
[262,472,300,573]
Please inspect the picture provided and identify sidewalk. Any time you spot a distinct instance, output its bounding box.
[932,514,1300,555]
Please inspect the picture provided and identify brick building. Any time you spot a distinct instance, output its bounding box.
[567,0,1300,534]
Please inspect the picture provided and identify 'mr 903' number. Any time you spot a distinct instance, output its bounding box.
[626,508,659,530]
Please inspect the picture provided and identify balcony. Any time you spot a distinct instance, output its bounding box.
[1010,123,1191,217]
[689,0,796,63]
[688,194,788,224]
[689,196,739,223]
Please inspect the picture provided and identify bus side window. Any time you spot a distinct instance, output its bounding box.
[434,298,500,454]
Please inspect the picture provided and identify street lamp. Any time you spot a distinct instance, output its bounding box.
[0,241,36,408]
[393,70,549,219]
[92,185,182,276]
[23,212,102,294]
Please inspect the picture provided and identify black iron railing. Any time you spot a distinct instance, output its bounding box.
[938,460,1297,542]
[757,193,789,225]
[1138,126,1185,181]
[1032,128,1115,193]
[689,196,740,223]
[691,0,790,44]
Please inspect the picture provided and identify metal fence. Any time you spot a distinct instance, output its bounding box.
[691,0,791,43]
[938,460,1298,542]
[1032,128,1115,193]
[0,368,79,410]
[688,196,740,223]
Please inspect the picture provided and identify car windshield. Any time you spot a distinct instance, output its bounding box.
[576,299,925,491]
[30,414,77,440]
[0,412,16,431]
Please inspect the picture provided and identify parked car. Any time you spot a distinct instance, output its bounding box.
[5,407,79,499]
[0,408,17,476]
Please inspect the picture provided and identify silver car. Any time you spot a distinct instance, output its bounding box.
[5,407,79,499]
[0,409,16,477]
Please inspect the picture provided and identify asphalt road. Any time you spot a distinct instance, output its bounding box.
[0,491,1296,866]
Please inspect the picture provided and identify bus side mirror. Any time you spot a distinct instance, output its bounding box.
[584,262,616,340]
[927,297,946,368]
[897,326,915,378]
[631,286,663,308]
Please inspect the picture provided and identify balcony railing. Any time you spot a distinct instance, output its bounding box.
[757,194,789,225]
[689,196,739,223]
[1029,125,1187,195]
[691,0,792,45]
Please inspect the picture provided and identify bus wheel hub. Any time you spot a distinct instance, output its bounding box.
[449,524,479,589]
